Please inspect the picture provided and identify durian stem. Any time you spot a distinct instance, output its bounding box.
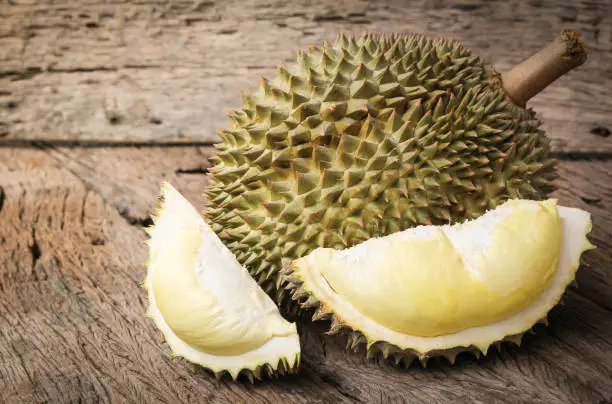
[501,29,587,108]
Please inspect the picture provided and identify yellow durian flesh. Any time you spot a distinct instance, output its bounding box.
[289,199,594,356]
[144,183,300,380]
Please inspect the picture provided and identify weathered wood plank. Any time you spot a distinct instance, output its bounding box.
[554,160,612,313]
[43,145,215,222]
[1,0,611,153]
[0,149,353,403]
[1,146,610,403]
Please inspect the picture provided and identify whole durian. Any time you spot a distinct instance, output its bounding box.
[205,30,587,308]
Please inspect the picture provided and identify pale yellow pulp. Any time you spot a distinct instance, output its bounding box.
[148,183,296,356]
[304,199,563,337]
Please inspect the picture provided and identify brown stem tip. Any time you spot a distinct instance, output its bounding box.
[501,29,588,108]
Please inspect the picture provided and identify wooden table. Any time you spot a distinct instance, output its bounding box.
[1,1,611,403]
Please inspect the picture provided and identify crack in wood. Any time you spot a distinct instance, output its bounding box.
[0,67,42,80]
[0,139,220,148]
[581,196,601,204]
[549,151,612,161]
[449,3,484,11]
[175,167,209,175]
[29,227,41,272]
[119,211,153,228]
[591,127,611,138]
[312,13,345,22]
[0,186,5,213]
[1,64,162,80]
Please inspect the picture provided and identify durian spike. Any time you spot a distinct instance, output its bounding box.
[501,29,587,108]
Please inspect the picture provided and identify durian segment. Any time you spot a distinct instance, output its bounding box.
[205,32,558,308]
[287,199,594,357]
[144,182,300,380]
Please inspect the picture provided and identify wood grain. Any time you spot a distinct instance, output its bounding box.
[43,145,215,222]
[1,0,611,153]
[1,146,611,403]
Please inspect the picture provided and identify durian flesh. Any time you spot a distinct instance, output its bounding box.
[144,183,300,380]
[285,199,594,363]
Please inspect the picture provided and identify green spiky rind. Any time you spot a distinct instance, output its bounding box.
[209,355,300,383]
[205,32,558,310]
[280,263,551,367]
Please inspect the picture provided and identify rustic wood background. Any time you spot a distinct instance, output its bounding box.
[1,0,611,152]
[1,0,612,403]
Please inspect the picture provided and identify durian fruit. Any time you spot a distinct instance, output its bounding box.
[144,182,300,381]
[283,199,595,366]
[205,30,587,308]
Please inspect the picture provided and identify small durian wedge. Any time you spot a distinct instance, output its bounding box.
[144,182,300,381]
[284,199,594,365]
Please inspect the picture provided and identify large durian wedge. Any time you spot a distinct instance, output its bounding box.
[284,199,594,365]
[144,183,300,381]
[205,30,588,309]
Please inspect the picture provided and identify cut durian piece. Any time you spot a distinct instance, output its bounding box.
[144,182,300,380]
[285,199,594,364]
